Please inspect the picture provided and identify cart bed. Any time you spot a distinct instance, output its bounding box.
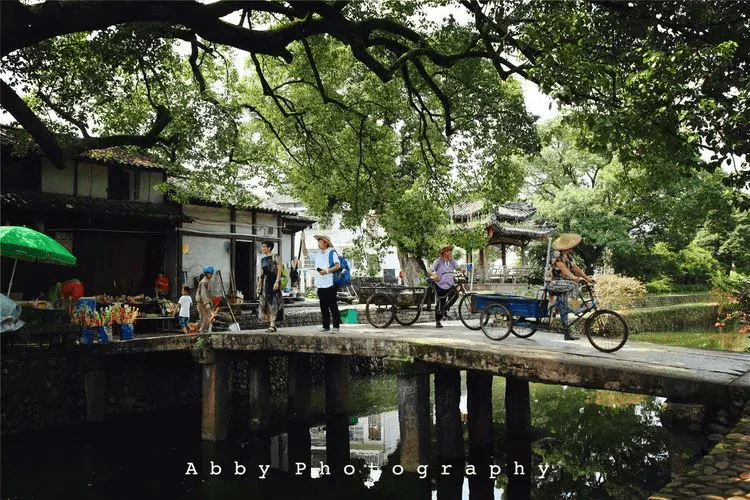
[473,294,546,318]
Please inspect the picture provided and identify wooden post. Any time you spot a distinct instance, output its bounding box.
[199,349,229,441]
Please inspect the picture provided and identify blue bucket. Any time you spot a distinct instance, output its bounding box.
[120,323,135,341]
[97,325,110,343]
[80,328,94,345]
[75,297,96,313]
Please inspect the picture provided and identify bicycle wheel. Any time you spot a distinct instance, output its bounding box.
[458,293,482,330]
[366,293,395,328]
[511,317,537,338]
[480,303,513,341]
[585,309,628,352]
[394,304,421,326]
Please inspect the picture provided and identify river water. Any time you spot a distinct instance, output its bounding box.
[3,372,683,500]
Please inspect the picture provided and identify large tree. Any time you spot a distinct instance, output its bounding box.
[2,1,748,235]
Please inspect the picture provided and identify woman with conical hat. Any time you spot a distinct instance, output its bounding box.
[547,233,595,340]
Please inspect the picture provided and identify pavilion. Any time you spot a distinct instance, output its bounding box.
[450,201,555,283]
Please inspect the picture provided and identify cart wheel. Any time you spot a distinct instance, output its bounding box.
[366,293,395,328]
[458,293,482,330]
[394,304,421,326]
[511,317,537,338]
[585,309,628,352]
[480,302,513,341]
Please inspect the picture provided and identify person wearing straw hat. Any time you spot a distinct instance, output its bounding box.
[313,235,341,333]
[429,245,465,328]
[547,233,595,340]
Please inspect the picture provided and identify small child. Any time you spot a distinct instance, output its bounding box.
[177,286,193,334]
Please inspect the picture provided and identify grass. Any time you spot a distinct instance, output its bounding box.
[634,329,749,352]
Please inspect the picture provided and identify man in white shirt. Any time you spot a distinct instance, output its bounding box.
[313,235,341,333]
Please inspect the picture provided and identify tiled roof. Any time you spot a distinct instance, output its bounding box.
[451,201,537,223]
[1,190,190,225]
[1,126,167,171]
[80,148,166,171]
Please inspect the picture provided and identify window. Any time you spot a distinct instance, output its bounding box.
[107,167,130,200]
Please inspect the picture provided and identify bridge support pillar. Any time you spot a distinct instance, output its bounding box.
[467,370,494,457]
[288,353,312,418]
[248,354,271,430]
[325,355,350,473]
[199,349,229,441]
[83,359,107,423]
[397,371,431,471]
[506,375,532,499]
[434,366,464,459]
[287,354,312,474]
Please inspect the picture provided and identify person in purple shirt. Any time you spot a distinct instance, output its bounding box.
[429,245,465,328]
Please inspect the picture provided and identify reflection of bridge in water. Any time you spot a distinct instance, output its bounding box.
[75,322,750,496]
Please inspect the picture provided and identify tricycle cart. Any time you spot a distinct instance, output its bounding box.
[469,284,628,353]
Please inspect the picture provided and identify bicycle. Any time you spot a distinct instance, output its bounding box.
[475,283,628,352]
[366,271,480,329]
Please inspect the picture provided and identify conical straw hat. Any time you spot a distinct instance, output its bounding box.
[552,233,582,251]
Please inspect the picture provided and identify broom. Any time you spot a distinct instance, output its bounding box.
[216,270,241,332]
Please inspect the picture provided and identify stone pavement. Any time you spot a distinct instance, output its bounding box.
[649,406,750,500]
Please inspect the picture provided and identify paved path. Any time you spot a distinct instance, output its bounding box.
[649,407,750,500]
[100,319,750,405]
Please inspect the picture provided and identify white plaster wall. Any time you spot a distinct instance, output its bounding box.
[234,211,255,236]
[76,162,109,198]
[280,233,292,263]
[136,171,164,203]
[182,205,231,233]
[40,159,74,194]
[255,212,277,238]
[182,234,231,296]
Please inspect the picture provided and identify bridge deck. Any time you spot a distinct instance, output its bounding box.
[98,319,750,404]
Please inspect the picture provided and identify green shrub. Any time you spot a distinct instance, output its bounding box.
[622,303,717,333]
[645,276,673,294]
[594,274,647,310]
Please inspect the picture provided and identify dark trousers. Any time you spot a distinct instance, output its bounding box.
[435,285,452,323]
[317,286,340,329]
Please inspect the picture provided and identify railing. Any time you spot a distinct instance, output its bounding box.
[468,265,532,284]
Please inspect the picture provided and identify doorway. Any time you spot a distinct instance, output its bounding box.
[234,240,256,300]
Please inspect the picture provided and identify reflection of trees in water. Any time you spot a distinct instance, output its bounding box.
[522,386,671,499]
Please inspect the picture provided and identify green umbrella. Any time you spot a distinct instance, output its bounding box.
[0,226,77,295]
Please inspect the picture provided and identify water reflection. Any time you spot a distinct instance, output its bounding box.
[2,376,675,499]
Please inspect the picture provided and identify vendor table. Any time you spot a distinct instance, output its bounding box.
[134,316,176,334]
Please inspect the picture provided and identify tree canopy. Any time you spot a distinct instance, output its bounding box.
[2,0,748,259]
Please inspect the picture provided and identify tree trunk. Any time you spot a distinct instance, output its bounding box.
[397,252,427,287]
